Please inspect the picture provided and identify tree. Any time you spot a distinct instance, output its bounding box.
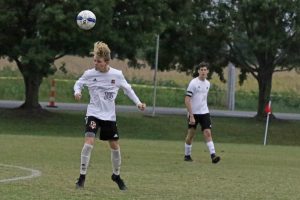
[0,0,109,109]
[145,0,300,119]
[110,0,166,67]
[0,0,163,110]
[214,0,300,119]
[144,0,229,81]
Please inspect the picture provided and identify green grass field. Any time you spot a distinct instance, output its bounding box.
[1,136,300,200]
[0,110,300,200]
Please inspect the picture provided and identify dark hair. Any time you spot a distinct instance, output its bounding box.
[192,62,209,77]
[198,62,209,69]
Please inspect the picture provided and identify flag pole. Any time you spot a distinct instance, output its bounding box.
[263,100,272,146]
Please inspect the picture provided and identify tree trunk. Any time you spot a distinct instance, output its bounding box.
[20,73,43,110]
[256,68,273,120]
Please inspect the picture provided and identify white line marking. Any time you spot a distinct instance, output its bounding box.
[0,164,42,183]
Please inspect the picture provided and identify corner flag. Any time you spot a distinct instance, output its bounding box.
[264,101,272,114]
[263,100,272,146]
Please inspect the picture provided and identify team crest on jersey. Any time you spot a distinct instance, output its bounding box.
[104,92,114,100]
[111,79,115,84]
[89,121,97,129]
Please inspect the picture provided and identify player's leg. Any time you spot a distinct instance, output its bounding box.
[184,128,196,161]
[184,114,198,161]
[76,117,98,188]
[109,140,127,190]
[100,120,127,190]
[201,114,220,164]
[109,140,121,176]
[76,136,95,188]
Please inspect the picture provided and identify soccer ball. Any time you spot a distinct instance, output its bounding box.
[76,10,96,30]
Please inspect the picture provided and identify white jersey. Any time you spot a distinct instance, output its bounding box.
[186,77,210,114]
[74,66,141,121]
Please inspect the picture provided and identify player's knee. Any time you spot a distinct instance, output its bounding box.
[84,134,95,145]
[203,129,212,137]
[109,140,120,150]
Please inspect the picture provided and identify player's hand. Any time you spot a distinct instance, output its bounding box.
[74,93,82,101]
[137,103,146,111]
[189,115,196,125]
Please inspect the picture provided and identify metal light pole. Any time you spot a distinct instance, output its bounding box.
[152,34,160,117]
[227,62,236,110]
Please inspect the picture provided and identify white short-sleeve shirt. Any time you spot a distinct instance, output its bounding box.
[74,66,141,121]
[186,77,210,114]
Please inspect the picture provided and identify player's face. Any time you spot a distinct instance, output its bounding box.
[198,67,208,80]
[94,56,109,72]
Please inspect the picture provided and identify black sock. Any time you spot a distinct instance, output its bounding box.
[79,174,86,180]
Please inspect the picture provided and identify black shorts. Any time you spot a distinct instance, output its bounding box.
[187,113,212,131]
[85,116,119,141]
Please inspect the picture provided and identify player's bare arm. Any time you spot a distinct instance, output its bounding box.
[185,96,195,124]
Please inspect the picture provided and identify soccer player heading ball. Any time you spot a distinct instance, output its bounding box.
[74,41,146,190]
[184,62,221,164]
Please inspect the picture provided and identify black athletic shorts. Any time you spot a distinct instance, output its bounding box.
[85,116,119,141]
[187,113,212,131]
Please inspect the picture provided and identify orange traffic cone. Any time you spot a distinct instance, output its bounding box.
[47,79,57,108]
